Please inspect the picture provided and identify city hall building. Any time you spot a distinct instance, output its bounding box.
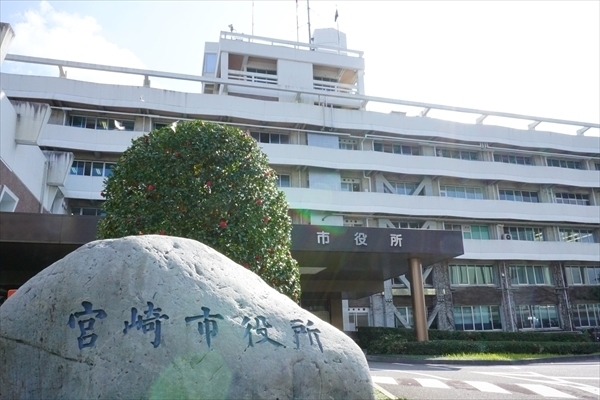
[1,22,599,334]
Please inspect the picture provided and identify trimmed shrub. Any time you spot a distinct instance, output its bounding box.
[356,327,591,350]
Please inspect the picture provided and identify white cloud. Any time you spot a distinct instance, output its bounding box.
[5,1,145,86]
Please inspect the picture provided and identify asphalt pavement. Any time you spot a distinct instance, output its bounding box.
[369,357,600,400]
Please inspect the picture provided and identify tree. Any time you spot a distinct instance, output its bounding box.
[97,121,301,302]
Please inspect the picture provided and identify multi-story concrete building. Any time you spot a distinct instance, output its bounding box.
[1,23,599,333]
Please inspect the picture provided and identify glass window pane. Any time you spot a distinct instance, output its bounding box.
[92,162,103,177]
[460,266,469,285]
[473,307,482,330]
[83,162,92,176]
[104,163,115,177]
[518,266,527,284]
[491,306,502,330]
[480,307,492,330]
[572,267,583,284]
[587,268,599,285]
[96,118,108,130]
[454,307,463,330]
[450,266,459,285]
[534,266,545,284]
[463,307,474,330]
[468,266,476,284]
[475,267,484,285]
[548,305,559,328]
[526,266,536,284]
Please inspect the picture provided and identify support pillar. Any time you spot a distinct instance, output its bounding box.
[409,257,429,341]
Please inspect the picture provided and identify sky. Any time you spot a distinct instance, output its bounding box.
[1,1,599,136]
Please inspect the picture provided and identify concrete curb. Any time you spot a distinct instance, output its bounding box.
[367,353,600,366]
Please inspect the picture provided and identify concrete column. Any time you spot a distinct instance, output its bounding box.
[432,262,455,330]
[409,257,428,341]
[329,293,344,331]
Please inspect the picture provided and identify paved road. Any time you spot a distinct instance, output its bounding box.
[369,360,600,399]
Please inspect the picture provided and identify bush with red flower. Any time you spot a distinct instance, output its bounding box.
[97,121,301,302]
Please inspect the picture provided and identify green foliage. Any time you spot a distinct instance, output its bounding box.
[357,327,591,350]
[97,121,301,302]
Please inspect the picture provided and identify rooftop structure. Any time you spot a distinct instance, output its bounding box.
[1,23,599,334]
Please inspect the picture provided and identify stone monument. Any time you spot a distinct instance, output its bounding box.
[0,235,374,399]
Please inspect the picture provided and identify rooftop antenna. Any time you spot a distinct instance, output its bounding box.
[335,5,340,47]
[296,0,299,43]
[307,0,312,46]
[228,24,234,33]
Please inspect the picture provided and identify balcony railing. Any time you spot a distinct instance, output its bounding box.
[228,69,277,85]
[313,80,358,95]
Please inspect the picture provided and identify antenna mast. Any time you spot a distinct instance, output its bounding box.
[307,0,312,44]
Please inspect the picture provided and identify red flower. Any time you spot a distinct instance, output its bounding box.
[255,256,262,262]
[263,216,270,223]
[256,199,263,205]
[219,220,227,229]
[206,181,212,187]
[174,152,181,158]
[160,230,166,235]
[243,263,249,268]
[147,184,155,192]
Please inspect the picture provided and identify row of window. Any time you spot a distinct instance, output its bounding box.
[449,264,599,287]
[69,116,135,131]
[565,266,600,286]
[70,161,116,177]
[396,303,598,331]
[70,207,105,216]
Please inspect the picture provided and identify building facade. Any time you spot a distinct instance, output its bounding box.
[1,24,599,333]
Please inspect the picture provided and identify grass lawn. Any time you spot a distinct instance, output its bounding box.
[435,352,600,361]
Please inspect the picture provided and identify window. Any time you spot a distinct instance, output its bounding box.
[559,228,596,243]
[454,305,502,331]
[565,266,600,286]
[71,207,106,216]
[498,189,539,203]
[510,265,553,285]
[246,68,277,84]
[388,221,422,229]
[374,142,420,155]
[384,182,418,195]
[437,149,479,160]
[344,218,364,227]
[516,305,559,329]
[450,265,496,285]
[445,224,490,240]
[555,192,590,206]
[572,304,600,327]
[547,158,582,170]
[394,307,414,328]
[154,122,170,130]
[341,178,361,192]
[339,139,356,150]
[439,185,484,199]
[70,161,116,177]
[314,76,338,92]
[494,154,532,165]
[276,174,291,188]
[203,53,217,74]
[68,116,134,131]
[595,163,600,171]
[250,132,289,144]
[503,226,544,241]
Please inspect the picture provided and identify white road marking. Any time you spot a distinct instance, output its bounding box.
[371,376,397,385]
[425,364,454,370]
[398,371,451,380]
[573,385,600,396]
[517,384,577,398]
[464,380,511,394]
[414,378,451,389]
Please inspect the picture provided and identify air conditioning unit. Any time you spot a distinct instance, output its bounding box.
[501,234,512,240]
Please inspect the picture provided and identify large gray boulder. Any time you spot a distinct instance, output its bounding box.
[0,235,373,399]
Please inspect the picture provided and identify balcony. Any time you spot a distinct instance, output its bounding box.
[313,80,358,95]
[260,143,600,188]
[40,124,140,153]
[281,187,600,225]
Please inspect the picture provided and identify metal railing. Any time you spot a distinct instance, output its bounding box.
[3,53,599,136]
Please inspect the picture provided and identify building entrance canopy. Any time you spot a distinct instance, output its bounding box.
[291,225,464,299]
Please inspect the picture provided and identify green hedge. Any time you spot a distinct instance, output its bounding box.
[369,339,600,356]
[357,327,591,350]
